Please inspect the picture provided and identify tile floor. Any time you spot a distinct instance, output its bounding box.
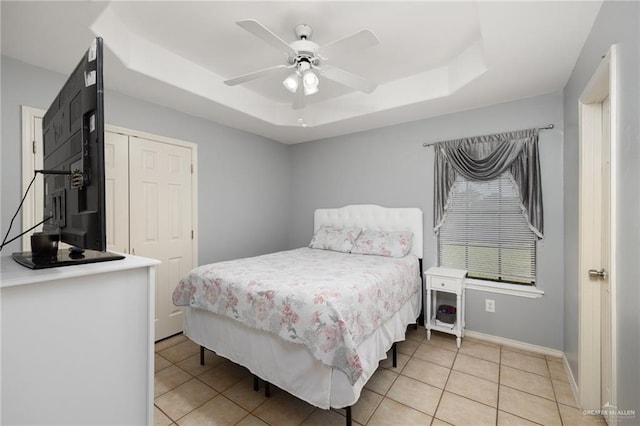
[154,328,605,425]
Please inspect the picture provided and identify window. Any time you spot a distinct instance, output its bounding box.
[438,172,537,284]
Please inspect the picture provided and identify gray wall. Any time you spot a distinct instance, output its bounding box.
[290,92,565,350]
[0,56,292,264]
[563,0,640,414]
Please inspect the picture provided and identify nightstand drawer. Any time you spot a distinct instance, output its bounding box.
[430,276,460,292]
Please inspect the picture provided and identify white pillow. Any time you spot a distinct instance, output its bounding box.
[309,225,362,253]
[351,229,414,257]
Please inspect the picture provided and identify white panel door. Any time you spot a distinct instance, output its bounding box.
[129,137,193,340]
[104,132,130,253]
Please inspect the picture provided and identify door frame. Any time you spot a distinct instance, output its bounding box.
[577,45,617,418]
[20,107,198,266]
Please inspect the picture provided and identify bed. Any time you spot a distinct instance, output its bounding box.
[172,204,423,422]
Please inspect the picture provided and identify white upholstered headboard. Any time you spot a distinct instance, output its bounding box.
[314,204,424,259]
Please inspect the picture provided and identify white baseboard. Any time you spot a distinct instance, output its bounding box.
[464,329,565,358]
[563,355,581,409]
[464,329,581,409]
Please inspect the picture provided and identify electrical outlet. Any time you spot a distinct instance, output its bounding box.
[485,299,495,313]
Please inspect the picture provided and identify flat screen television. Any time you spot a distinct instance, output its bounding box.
[12,37,123,269]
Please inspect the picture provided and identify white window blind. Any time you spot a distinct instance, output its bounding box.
[438,172,537,284]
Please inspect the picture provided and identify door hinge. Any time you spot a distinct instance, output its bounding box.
[191,230,194,239]
[191,163,194,174]
[32,140,36,154]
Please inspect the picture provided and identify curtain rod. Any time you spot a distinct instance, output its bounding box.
[422,124,554,148]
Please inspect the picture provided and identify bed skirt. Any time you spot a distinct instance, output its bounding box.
[183,290,421,409]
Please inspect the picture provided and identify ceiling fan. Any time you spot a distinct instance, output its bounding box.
[224,19,379,109]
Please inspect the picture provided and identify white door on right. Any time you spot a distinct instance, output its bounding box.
[599,95,612,419]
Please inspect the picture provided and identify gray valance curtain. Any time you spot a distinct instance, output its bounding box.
[434,128,544,238]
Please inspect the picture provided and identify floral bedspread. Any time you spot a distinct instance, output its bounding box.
[172,247,420,384]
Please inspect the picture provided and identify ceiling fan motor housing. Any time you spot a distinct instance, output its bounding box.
[288,39,320,66]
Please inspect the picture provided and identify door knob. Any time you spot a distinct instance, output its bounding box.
[588,268,608,280]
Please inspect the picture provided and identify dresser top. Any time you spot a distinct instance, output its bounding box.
[0,253,160,289]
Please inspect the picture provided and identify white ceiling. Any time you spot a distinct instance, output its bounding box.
[1,1,602,144]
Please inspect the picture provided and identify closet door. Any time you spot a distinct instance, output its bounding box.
[129,137,193,340]
[104,132,129,253]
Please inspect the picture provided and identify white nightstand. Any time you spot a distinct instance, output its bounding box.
[425,266,467,348]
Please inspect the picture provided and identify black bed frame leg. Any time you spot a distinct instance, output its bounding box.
[253,375,259,392]
[345,406,352,426]
[200,346,205,366]
[264,381,271,397]
[392,342,397,368]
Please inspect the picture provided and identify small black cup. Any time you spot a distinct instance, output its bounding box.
[31,233,59,258]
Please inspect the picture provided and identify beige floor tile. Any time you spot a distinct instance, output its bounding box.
[558,404,607,426]
[452,353,499,383]
[445,370,498,407]
[155,334,188,352]
[197,360,251,392]
[397,338,420,356]
[425,331,459,352]
[501,348,549,377]
[552,379,577,407]
[155,353,173,373]
[548,359,570,383]
[155,378,218,421]
[153,406,173,426]
[235,414,269,426]
[252,390,316,426]
[500,365,555,400]
[401,357,450,389]
[364,367,398,395]
[301,408,352,426]
[499,385,561,425]
[176,394,248,426]
[176,351,225,376]
[435,391,497,426]
[350,388,384,425]
[154,365,193,397]
[412,342,457,368]
[367,398,432,426]
[497,410,541,426]
[222,377,269,411]
[158,339,201,364]
[379,351,410,370]
[431,418,454,426]
[386,375,442,416]
[458,340,501,363]
[404,325,426,342]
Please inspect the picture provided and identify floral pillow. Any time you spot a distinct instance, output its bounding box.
[351,229,414,257]
[309,225,362,253]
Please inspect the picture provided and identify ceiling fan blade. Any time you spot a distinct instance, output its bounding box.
[224,64,290,86]
[236,19,297,56]
[318,66,378,94]
[292,78,305,110]
[319,29,379,59]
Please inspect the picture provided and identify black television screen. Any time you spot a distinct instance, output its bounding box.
[11,37,123,269]
[42,37,107,251]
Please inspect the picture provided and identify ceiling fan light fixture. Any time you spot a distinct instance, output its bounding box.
[302,69,319,95]
[282,73,299,93]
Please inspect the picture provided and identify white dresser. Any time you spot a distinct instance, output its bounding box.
[1,254,159,425]
[424,266,467,348]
